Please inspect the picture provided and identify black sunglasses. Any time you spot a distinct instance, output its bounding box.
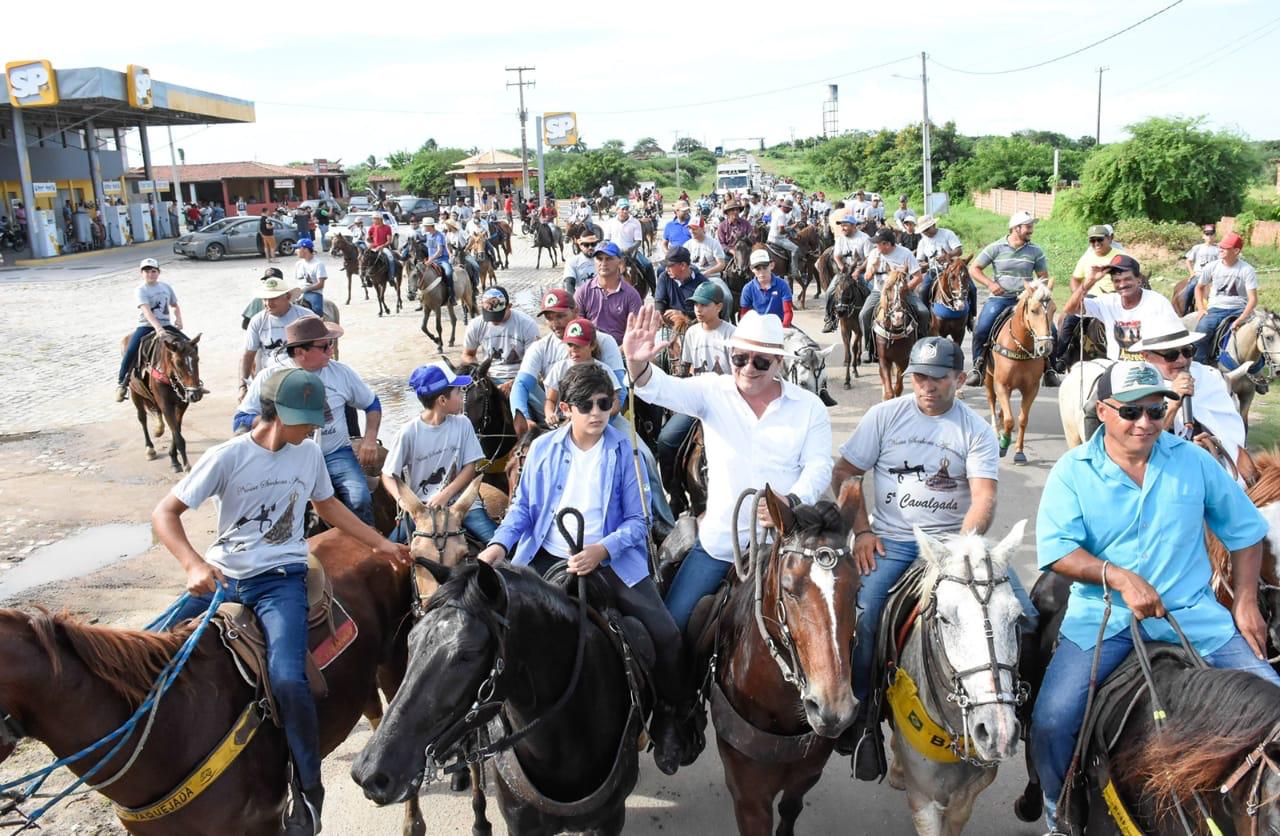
[1105,400,1168,422]
[570,395,613,414]
[1088,237,1105,244]
[730,352,776,371]
[1150,345,1195,362]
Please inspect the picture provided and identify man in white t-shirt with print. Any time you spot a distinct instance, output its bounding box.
[830,336,1037,780]
[1194,232,1259,364]
[236,317,382,525]
[461,286,541,388]
[382,362,497,544]
[240,273,318,390]
[1061,254,1176,361]
[859,229,928,358]
[153,367,406,835]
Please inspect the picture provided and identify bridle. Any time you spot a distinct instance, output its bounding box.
[936,262,968,312]
[460,378,517,456]
[917,553,1027,767]
[408,509,466,588]
[876,279,913,340]
[1220,722,1280,834]
[408,510,590,786]
[996,286,1053,360]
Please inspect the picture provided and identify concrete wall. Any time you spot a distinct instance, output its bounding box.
[970,188,1056,220]
[0,126,124,182]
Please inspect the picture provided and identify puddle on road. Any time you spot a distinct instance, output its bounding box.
[0,523,154,600]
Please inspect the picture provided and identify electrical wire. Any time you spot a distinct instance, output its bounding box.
[1116,14,1280,96]
[930,0,1185,76]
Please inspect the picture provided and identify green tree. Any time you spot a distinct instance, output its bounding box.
[364,154,378,168]
[630,137,664,159]
[345,163,373,193]
[545,150,638,197]
[385,149,412,169]
[1070,117,1258,224]
[419,138,438,152]
[601,139,626,152]
[400,147,469,197]
[674,136,705,155]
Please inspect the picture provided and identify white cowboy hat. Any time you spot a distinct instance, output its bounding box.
[255,277,301,300]
[728,311,795,357]
[1128,321,1206,353]
[916,214,938,232]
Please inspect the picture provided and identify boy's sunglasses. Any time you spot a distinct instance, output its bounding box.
[571,395,613,414]
[730,352,775,371]
[1105,400,1168,422]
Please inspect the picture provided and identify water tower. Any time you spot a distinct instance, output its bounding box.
[823,84,838,138]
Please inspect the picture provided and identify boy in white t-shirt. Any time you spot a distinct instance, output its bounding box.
[382,362,498,543]
[544,318,622,426]
[153,368,406,834]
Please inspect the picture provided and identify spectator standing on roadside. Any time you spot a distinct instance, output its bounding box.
[236,195,247,216]
[259,208,277,263]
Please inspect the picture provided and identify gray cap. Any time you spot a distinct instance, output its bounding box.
[904,337,964,378]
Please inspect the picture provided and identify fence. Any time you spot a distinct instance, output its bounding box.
[970,189,1056,220]
[1217,216,1280,248]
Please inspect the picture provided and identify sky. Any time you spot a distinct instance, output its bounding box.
[12,0,1276,171]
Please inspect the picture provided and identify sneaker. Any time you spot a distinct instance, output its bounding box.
[115,384,128,402]
[1043,369,1061,388]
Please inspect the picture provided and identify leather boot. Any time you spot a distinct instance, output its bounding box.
[1043,368,1061,388]
[822,316,837,333]
[283,780,324,835]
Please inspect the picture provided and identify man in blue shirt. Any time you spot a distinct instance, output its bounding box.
[663,201,692,250]
[420,218,455,305]
[654,245,708,321]
[739,248,794,326]
[477,363,697,776]
[1031,360,1278,829]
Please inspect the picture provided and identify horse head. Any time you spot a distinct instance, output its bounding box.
[879,271,908,331]
[393,475,483,566]
[754,486,859,737]
[913,520,1028,763]
[938,257,971,310]
[161,332,203,403]
[353,559,512,804]
[1250,310,1280,378]
[505,425,545,496]
[1019,280,1055,357]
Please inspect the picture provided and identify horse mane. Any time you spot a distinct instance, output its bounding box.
[424,563,578,630]
[26,609,196,707]
[1113,665,1280,821]
[912,532,1012,610]
[1208,447,1280,590]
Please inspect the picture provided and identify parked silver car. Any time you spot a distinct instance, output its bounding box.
[173,217,299,261]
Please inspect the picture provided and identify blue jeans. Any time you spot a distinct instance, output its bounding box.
[118,324,183,385]
[972,293,1019,365]
[1032,627,1280,825]
[390,504,497,544]
[853,537,1038,706]
[324,445,373,525]
[301,291,324,316]
[1194,307,1237,363]
[317,224,328,250]
[664,540,732,632]
[170,564,320,788]
[655,412,696,480]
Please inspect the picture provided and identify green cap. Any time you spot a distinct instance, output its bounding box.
[1087,224,1110,239]
[691,282,723,305]
[261,368,326,426]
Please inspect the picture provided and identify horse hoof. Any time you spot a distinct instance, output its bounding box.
[171,463,183,473]
[843,382,852,390]
[998,444,1009,458]
[145,448,157,460]
[1013,451,1028,465]
[1014,792,1044,823]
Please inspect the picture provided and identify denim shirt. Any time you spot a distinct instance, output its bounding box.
[1037,429,1268,655]
[492,424,649,586]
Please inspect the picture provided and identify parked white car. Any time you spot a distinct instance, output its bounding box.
[328,211,403,249]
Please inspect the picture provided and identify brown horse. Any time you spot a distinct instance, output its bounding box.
[929,257,972,351]
[874,271,915,400]
[790,225,824,310]
[985,280,1055,464]
[0,533,424,835]
[358,247,403,316]
[122,330,203,472]
[490,220,512,269]
[828,271,870,388]
[638,215,656,256]
[466,233,497,292]
[329,234,364,304]
[408,259,456,352]
[701,487,859,836]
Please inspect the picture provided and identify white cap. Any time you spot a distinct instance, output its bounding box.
[139,257,160,270]
[1008,210,1037,228]
[749,249,772,267]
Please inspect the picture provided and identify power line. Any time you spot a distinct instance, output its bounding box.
[579,55,917,115]
[1117,14,1280,97]
[930,0,1184,76]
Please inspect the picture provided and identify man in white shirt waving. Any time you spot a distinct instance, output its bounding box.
[1060,254,1176,362]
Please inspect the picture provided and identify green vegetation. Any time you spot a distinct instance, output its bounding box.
[399,147,469,197]
[545,150,639,197]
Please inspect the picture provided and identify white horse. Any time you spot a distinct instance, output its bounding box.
[782,326,838,405]
[1182,309,1280,428]
[890,522,1028,836]
[1056,359,1111,448]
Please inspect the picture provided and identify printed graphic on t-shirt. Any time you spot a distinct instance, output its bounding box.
[1113,319,1142,358]
[417,465,450,496]
[215,479,307,550]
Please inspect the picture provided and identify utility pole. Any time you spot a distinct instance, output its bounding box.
[673,131,682,190]
[1095,66,1108,146]
[506,66,535,200]
[921,51,933,213]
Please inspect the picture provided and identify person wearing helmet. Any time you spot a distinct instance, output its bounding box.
[294,238,327,316]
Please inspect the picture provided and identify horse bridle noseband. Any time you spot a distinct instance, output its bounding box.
[918,554,1027,766]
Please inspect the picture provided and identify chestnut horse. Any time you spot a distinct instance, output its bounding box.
[929,257,971,351]
[358,247,403,316]
[329,234,364,304]
[985,280,1055,464]
[122,330,204,472]
[874,270,915,400]
[0,532,424,835]
[701,487,859,836]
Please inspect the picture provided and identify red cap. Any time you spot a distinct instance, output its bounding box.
[688,216,705,228]
[539,288,573,314]
[1219,232,1244,250]
[562,318,596,346]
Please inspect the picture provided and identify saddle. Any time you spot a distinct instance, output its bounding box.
[1211,313,1265,374]
[211,555,358,724]
[981,303,1020,363]
[1061,645,1200,835]
[765,242,790,262]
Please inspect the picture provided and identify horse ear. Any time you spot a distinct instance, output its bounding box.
[190,332,202,346]
[475,559,507,608]
[477,357,492,380]
[448,475,484,526]
[913,525,944,568]
[393,479,425,521]
[1044,276,1055,292]
[762,484,796,535]
[990,519,1027,569]
[416,557,452,587]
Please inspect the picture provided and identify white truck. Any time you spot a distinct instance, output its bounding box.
[715,162,752,198]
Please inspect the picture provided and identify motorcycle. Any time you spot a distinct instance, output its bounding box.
[0,224,23,252]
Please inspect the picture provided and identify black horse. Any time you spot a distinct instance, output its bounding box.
[352,559,646,836]
[530,219,560,269]
[457,359,519,491]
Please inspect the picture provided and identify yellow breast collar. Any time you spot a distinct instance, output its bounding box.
[885,667,972,763]
[114,701,263,823]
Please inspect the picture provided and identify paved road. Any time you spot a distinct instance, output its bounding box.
[0,225,1064,833]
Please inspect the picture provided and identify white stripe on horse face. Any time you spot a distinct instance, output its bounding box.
[1263,503,1280,561]
[812,562,840,661]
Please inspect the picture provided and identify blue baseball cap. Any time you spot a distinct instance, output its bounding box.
[296,237,315,250]
[409,362,472,399]
[594,242,622,259]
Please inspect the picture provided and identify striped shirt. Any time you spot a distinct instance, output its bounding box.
[973,237,1048,293]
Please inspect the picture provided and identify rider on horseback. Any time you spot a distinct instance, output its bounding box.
[741,249,794,326]
[766,196,803,282]
[858,229,928,358]
[155,367,407,836]
[562,231,598,296]
[240,274,318,391]
[1050,225,1123,371]
[822,215,873,333]
[966,211,1061,388]
[605,199,655,293]
[1030,360,1279,832]
[477,362,697,776]
[915,215,971,324]
[1058,254,1176,361]
[237,317,383,525]
[1182,224,1219,312]
[1193,232,1258,364]
[716,198,753,251]
[462,287,541,392]
[293,239,327,316]
[117,257,186,402]
[664,201,692,250]
[575,242,645,343]
[367,214,397,286]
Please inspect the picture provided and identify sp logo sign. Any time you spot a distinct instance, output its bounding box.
[128,65,154,109]
[543,112,578,148]
[6,60,58,107]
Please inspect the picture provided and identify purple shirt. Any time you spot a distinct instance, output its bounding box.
[573,276,643,343]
